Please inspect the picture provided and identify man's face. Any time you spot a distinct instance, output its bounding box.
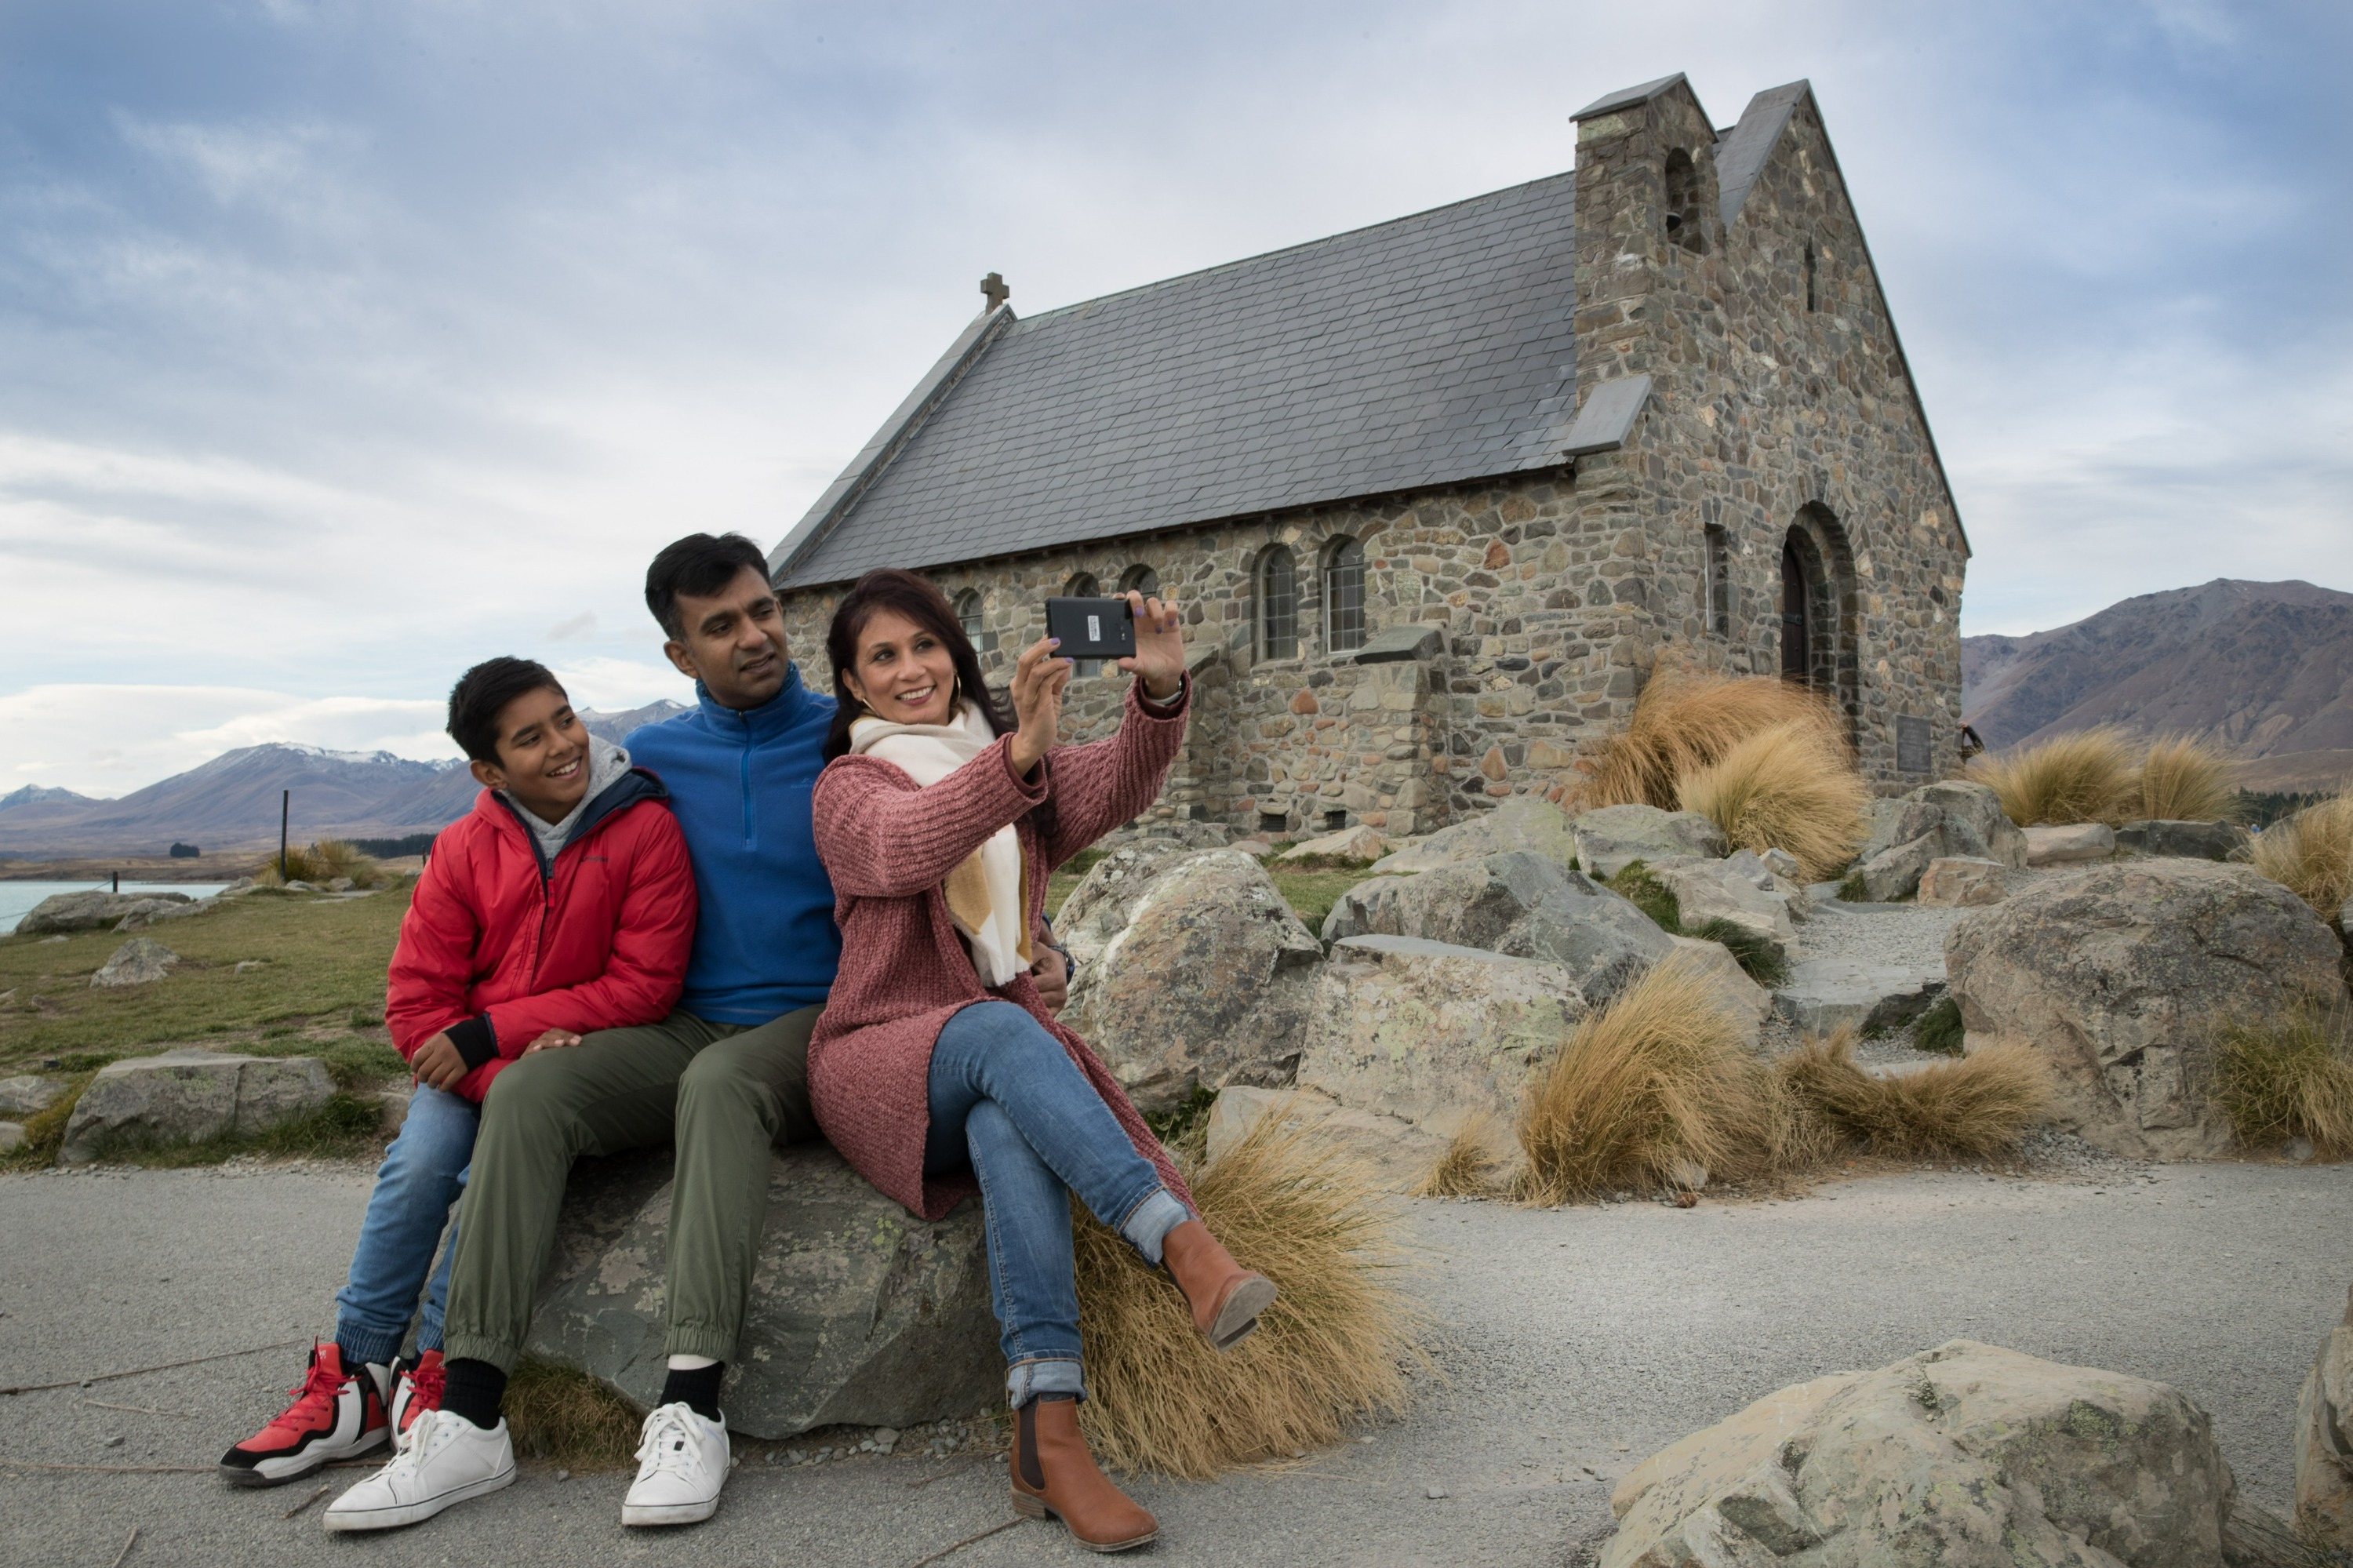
[471,686,591,823]
[664,565,791,710]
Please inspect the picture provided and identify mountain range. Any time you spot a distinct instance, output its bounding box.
[1962,579,2353,794]
[0,700,689,857]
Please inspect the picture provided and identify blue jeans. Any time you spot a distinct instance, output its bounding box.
[923,1002,1190,1406]
[333,1082,477,1366]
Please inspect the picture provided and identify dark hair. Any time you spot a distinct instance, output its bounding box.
[645,533,772,639]
[447,657,566,765]
[821,570,1055,839]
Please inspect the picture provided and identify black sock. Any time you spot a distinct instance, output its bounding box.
[440,1358,507,1431]
[659,1361,725,1422]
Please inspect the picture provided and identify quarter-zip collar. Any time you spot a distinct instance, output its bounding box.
[693,660,814,740]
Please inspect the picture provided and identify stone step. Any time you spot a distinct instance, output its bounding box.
[1772,957,1947,1037]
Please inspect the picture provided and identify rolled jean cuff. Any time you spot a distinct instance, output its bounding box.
[1118,1188,1190,1268]
[333,1319,407,1369]
[1006,1357,1086,1409]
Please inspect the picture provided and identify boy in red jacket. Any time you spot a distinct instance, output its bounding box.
[219,657,695,1488]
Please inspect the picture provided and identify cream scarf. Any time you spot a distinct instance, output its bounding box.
[848,698,1032,986]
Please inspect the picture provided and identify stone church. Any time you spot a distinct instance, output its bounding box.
[769,73,1969,839]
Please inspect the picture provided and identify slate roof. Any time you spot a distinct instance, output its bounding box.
[773,171,1584,588]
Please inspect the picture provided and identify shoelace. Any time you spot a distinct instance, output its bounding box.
[273,1352,347,1428]
[402,1361,446,1419]
[382,1409,449,1471]
[635,1408,706,1480]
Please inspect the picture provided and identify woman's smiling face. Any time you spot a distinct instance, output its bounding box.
[842,608,960,727]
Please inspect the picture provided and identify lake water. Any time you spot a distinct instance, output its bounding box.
[0,882,232,935]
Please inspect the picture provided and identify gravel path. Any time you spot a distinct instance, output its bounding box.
[3,1156,2347,1566]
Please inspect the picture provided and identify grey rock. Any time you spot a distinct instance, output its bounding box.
[1322,851,1673,1008]
[0,1122,23,1152]
[1060,848,1322,1114]
[114,899,211,933]
[1602,1341,2232,1568]
[1756,847,1802,882]
[1568,804,1729,880]
[0,1075,65,1115]
[1275,824,1387,863]
[89,938,179,988]
[1370,796,1581,875]
[1650,858,1794,959]
[2023,822,2116,865]
[18,890,191,936]
[1947,861,2345,1159]
[1299,935,1586,1135]
[59,1050,335,1163]
[525,1144,998,1440]
[2284,1137,2316,1164]
[1773,957,1946,1037]
[1914,780,2029,870]
[1916,855,2007,908]
[1664,936,1773,1050]
[1860,797,1943,862]
[1853,832,1939,902]
[2115,819,2254,862]
[1204,1086,1453,1194]
[2294,1297,2353,1548]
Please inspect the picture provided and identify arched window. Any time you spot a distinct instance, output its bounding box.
[1664,149,1704,256]
[1257,547,1298,661]
[1118,563,1159,598]
[1063,572,1098,597]
[952,589,984,641]
[1322,537,1365,653]
[1702,526,1731,637]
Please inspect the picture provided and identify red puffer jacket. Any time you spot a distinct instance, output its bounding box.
[385,768,696,1103]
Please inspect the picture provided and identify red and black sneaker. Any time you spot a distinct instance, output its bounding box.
[390,1349,445,1440]
[219,1342,391,1487]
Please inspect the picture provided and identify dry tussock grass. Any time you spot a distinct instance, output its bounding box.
[1774,1031,2053,1159]
[1074,1107,1423,1479]
[1967,727,2142,826]
[1515,949,1765,1205]
[2137,734,2242,824]
[255,838,385,889]
[503,1357,644,1470]
[1676,719,1871,882]
[1413,1115,1507,1198]
[2215,1002,2353,1158]
[1574,664,1846,813]
[2253,794,2353,920]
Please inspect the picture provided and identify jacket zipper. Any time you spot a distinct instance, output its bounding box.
[738,708,757,850]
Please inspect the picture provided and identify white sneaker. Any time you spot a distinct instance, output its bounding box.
[621,1402,729,1527]
[322,1408,516,1532]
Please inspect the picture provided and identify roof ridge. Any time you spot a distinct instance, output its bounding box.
[1016,167,1576,326]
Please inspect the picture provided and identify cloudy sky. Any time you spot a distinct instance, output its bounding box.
[2,0,2347,796]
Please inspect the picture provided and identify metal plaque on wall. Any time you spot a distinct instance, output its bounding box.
[1897,715,1931,774]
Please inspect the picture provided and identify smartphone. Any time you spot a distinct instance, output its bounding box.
[1045,596,1136,661]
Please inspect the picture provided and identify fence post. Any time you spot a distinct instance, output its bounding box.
[279,790,289,881]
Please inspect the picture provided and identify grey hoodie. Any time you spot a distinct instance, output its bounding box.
[503,736,633,867]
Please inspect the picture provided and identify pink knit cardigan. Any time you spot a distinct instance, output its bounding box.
[808,681,1195,1223]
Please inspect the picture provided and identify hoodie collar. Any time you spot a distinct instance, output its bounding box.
[694,660,812,739]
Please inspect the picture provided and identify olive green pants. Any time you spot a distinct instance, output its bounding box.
[439,1005,821,1373]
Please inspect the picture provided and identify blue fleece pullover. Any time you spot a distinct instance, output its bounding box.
[624,663,840,1024]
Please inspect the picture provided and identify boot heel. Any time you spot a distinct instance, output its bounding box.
[1011,1491,1049,1520]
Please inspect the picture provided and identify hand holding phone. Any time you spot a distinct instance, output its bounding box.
[1044,596,1136,660]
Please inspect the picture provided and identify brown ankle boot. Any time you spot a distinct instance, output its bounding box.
[1010,1397,1157,1552]
[1160,1218,1277,1352]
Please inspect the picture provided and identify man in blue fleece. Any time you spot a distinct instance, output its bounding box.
[331,534,1070,1534]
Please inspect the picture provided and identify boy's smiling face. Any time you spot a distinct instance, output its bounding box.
[469,684,592,824]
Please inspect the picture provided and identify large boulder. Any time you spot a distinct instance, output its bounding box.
[1059,848,1322,1115]
[1946,861,2346,1159]
[1854,780,2029,900]
[2297,1288,2353,1548]
[1322,850,1675,1008]
[2115,820,2253,862]
[60,1049,334,1163]
[19,890,191,935]
[1297,935,1585,1136]
[1851,833,1940,904]
[1664,935,1772,1050]
[1603,1340,2233,1568]
[89,937,178,988]
[526,1144,998,1439]
[2024,821,2116,865]
[1202,1086,1451,1194]
[1276,824,1387,863]
[1569,804,1729,880]
[1369,795,1581,875]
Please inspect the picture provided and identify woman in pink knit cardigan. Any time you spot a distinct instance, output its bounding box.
[807,569,1272,1553]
